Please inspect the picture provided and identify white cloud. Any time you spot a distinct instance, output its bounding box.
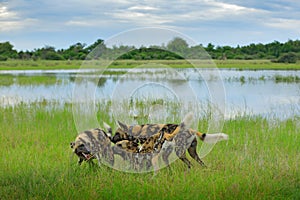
[65,18,118,27]
[2,0,267,31]
[0,5,17,18]
[128,5,159,11]
[2,0,300,50]
[103,0,268,28]
[110,10,173,26]
[66,20,94,27]
[186,1,266,21]
[264,18,300,30]
[207,0,259,13]
[0,3,37,32]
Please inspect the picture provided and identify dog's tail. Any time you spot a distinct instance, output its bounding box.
[159,112,229,144]
[197,132,229,143]
[180,113,229,144]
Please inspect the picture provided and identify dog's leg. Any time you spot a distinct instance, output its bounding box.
[133,153,139,171]
[179,154,192,169]
[131,153,138,171]
[95,153,102,167]
[151,154,160,176]
[103,147,114,167]
[175,136,193,169]
[78,158,84,165]
[135,153,145,171]
[87,160,97,167]
[162,145,173,167]
[187,138,206,167]
[175,145,192,168]
[145,154,152,171]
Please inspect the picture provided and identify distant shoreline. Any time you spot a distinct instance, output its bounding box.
[0,59,300,70]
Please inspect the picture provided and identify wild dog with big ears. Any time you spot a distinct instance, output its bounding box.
[110,112,229,170]
[70,127,114,167]
[70,113,228,171]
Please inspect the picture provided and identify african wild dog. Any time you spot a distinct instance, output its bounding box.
[110,124,206,168]
[70,117,228,171]
[109,113,197,170]
[111,114,228,169]
[70,128,114,167]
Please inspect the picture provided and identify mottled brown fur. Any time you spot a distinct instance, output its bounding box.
[70,128,114,167]
[111,121,207,169]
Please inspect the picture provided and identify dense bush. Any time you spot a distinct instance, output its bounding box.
[1,38,300,61]
[273,52,298,63]
[0,55,8,61]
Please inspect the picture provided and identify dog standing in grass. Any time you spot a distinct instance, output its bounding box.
[70,113,228,171]
[70,128,114,167]
[111,113,228,169]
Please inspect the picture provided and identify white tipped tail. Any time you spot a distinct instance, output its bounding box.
[203,133,229,144]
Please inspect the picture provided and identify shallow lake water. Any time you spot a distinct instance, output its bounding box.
[0,68,299,120]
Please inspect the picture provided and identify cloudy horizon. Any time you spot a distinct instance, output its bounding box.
[0,0,299,51]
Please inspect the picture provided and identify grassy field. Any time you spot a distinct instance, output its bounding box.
[0,102,299,199]
[1,59,300,70]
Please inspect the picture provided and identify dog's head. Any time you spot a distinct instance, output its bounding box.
[70,127,113,164]
[70,141,93,162]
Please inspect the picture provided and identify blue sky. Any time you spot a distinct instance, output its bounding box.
[0,0,299,50]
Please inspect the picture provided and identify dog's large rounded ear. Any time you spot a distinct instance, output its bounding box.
[117,121,128,132]
[70,142,75,149]
[103,122,112,138]
[180,112,194,129]
[103,122,111,131]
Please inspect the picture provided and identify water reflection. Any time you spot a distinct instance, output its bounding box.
[0,68,299,119]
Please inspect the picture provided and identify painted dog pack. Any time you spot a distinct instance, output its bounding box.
[70,113,228,171]
[111,113,207,169]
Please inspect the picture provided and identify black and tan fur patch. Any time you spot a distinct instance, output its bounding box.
[70,128,114,166]
[111,115,207,169]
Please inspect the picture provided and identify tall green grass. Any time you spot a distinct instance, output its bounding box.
[0,103,299,199]
[1,59,300,70]
[0,74,62,86]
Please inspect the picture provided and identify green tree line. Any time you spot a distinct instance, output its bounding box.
[1,37,300,63]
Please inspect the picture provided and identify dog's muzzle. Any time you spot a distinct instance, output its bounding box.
[74,144,93,161]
